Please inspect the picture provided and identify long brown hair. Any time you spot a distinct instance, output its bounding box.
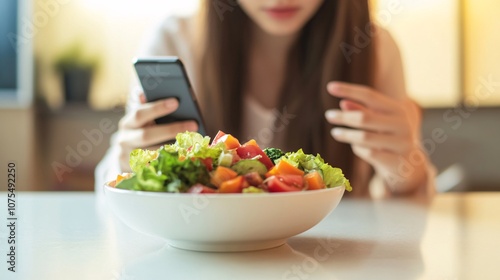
[198,0,375,187]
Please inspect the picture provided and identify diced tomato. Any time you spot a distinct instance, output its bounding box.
[276,174,304,188]
[219,176,248,193]
[304,171,326,190]
[199,158,214,172]
[210,166,238,188]
[243,172,264,186]
[187,184,217,194]
[266,176,301,192]
[236,145,274,170]
[211,131,226,145]
[266,159,304,177]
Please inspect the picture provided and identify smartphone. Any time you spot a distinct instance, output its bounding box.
[134,57,207,136]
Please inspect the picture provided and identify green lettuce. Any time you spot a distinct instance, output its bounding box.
[165,131,224,160]
[151,149,210,193]
[135,166,167,192]
[129,149,158,173]
[285,149,352,191]
[118,144,211,192]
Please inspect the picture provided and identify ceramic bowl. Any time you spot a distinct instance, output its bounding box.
[104,184,345,252]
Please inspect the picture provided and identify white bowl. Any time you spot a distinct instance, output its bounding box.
[104,184,345,252]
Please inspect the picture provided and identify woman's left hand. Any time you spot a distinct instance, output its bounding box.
[324,81,428,194]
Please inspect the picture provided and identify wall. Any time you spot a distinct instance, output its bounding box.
[377,0,500,107]
[422,107,500,191]
[377,0,461,107]
[463,0,500,106]
[0,109,35,190]
[33,0,199,110]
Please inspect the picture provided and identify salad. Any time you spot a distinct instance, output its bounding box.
[111,131,351,194]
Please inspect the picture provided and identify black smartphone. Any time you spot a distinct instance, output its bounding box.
[134,57,207,136]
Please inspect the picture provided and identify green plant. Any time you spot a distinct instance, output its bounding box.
[54,43,99,72]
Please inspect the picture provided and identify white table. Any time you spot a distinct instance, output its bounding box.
[1,192,499,280]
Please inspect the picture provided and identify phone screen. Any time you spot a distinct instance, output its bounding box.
[134,57,207,136]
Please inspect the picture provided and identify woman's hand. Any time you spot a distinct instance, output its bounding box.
[117,92,198,171]
[324,82,428,194]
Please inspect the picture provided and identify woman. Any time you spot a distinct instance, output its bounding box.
[96,0,435,197]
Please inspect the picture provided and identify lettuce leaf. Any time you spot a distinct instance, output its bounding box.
[285,149,352,191]
[129,149,158,173]
[120,144,211,192]
[135,166,167,192]
[165,131,224,160]
[151,149,210,193]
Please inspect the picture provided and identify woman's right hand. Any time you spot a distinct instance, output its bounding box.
[116,92,198,171]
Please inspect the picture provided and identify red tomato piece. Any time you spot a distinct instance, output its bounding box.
[199,158,214,172]
[211,131,226,146]
[276,175,304,189]
[266,176,301,192]
[236,145,274,170]
[187,184,217,194]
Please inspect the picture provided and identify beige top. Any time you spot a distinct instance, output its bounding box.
[95,16,436,197]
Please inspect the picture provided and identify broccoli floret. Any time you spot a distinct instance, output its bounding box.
[264,148,285,164]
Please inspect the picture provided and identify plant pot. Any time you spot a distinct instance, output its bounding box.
[63,67,92,103]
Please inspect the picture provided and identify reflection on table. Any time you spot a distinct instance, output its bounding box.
[0,192,498,279]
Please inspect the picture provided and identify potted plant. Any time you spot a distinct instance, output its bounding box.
[54,44,99,104]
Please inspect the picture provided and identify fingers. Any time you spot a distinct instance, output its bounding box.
[120,121,198,149]
[327,81,399,113]
[325,108,403,134]
[350,145,400,178]
[139,92,147,104]
[339,99,364,111]
[331,128,411,153]
[120,98,179,129]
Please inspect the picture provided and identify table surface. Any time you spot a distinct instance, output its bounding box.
[0,192,499,280]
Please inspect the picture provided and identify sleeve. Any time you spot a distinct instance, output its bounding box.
[94,17,188,195]
[369,27,437,198]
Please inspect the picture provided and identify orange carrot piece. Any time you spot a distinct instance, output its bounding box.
[211,166,238,188]
[304,171,326,190]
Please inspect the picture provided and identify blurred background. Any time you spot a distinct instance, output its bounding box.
[0,0,498,192]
